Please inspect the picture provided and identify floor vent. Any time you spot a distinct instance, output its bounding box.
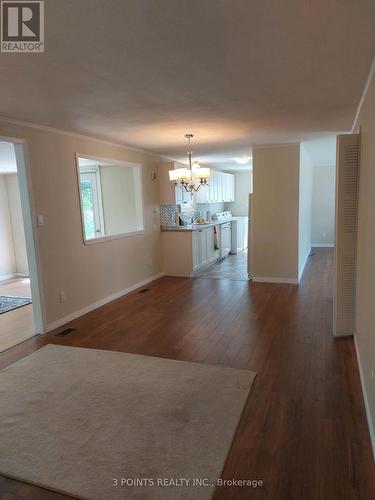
[138,288,150,294]
[55,327,76,337]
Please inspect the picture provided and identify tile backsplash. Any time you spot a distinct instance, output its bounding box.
[160,205,178,226]
[196,202,225,215]
[160,202,225,226]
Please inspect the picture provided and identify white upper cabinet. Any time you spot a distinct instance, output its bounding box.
[158,161,192,205]
[196,170,235,203]
[159,162,235,205]
[226,173,235,202]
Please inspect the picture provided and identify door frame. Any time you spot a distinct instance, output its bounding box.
[0,134,45,334]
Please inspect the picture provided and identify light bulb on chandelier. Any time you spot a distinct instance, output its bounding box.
[168,134,210,192]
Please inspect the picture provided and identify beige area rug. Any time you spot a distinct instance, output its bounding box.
[0,345,255,500]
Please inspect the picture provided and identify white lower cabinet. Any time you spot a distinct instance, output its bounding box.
[192,231,200,271]
[206,226,215,262]
[192,227,216,271]
[162,226,220,277]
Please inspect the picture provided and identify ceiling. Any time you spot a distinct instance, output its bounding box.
[0,142,17,173]
[0,0,374,169]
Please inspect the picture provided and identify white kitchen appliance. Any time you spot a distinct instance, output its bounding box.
[215,211,232,222]
[215,212,233,258]
[230,217,248,254]
[220,222,232,258]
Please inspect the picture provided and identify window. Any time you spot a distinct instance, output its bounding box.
[76,156,144,243]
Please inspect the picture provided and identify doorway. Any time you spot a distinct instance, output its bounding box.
[0,139,43,352]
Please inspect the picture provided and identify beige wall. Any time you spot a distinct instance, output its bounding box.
[298,145,313,280]
[353,67,375,453]
[251,144,300,282]
[6,174,29,275]
[0,122,163,327]
[311,165,336,246]
[0,175,15,278]
[225,171,251,216]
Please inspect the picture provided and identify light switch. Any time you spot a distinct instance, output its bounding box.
[37,215,44,226]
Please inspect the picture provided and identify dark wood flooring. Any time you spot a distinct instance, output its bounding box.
[0,248,374,500]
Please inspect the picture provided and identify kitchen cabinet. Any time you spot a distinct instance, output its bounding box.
[195,170,235,203]
[162,226,217,277]
[193,227,216,271]
[226,173,235,202]
[158,161,192,206]
[175,185,192,204]
[159,162,234,205]
[206,225,215,262]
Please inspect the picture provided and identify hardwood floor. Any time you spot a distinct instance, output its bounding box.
[0,248,374,499]
[0,278,35,354]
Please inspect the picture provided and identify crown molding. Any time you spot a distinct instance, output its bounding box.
[0,115,175,161]
[252,142,300,151]
[351,55,375,133]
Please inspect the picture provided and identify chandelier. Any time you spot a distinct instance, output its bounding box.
[168,134,210,192]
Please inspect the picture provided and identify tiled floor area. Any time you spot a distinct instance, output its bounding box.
[194,249,249,281]
[0,278,35,353]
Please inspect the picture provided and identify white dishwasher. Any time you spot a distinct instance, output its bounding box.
[220,222,231,258]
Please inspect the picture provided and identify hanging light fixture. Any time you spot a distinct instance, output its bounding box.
[168,134,210,192]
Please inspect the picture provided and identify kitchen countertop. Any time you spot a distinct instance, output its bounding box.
[161,217,248,232]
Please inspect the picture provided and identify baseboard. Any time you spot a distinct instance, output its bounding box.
[0,273,16,281]
[251,276,298,284]
[354,335,375,462]
[44,272,165,333]
[298,247,311,282]
[311,243,334,248]
[0,273,29,281]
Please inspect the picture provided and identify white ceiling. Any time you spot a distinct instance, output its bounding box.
[0,0,374,169]
[0,142,17,173]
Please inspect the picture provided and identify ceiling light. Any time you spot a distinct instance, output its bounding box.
[234,156,251,165]
[169,134,210,192]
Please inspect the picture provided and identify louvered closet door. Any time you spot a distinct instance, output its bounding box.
[334,134,360,336]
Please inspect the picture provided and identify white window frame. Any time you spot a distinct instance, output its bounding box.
[75,153,145,245]
[79,166,106,239]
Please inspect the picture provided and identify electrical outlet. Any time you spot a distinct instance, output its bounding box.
[371,368,374,379]
[148,258,152,266]
[59,291,66,303]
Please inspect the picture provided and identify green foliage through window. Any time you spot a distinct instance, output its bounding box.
[80,180,95,239]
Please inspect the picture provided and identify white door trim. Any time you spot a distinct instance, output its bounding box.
[0,134,45,334]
